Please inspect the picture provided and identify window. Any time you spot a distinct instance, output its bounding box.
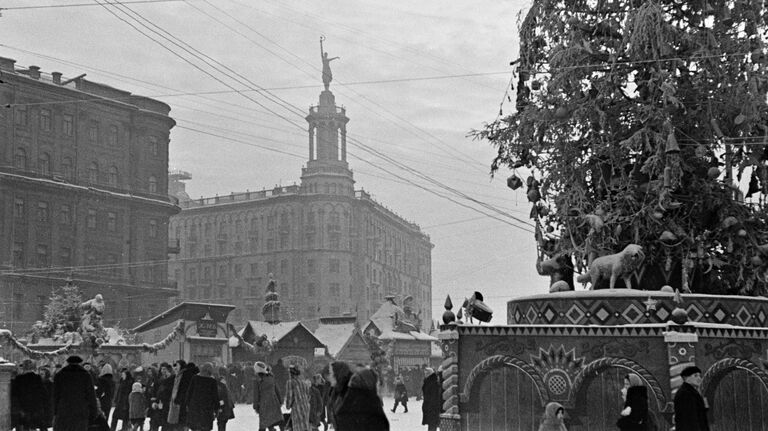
[37,153,51,176]
[234,286,242,298]
[60,248,71,266]
[60,205,71,225]
[189,268,197,282]
[329,259,340,273]
[266,261,274,275]
[108,166,118,186]
[149,219,158,238]
[149,136,159,156]
[14,108,27,126]
[62,157,73,180]
[329,283,340,296]
[280,259,288,274]
[204,267,211,280]
[12,242,24,267]
[330,306,340,316]
[188,288,197,300]
[250,263,258,276]
[14,198,24,219]
[36,245,48,267]
[87,209,96,229]
[148,175,157,193]
[108,125,118,146]
[218,265,227,279]
[307,283,316,297]
[14,148,26,170]
[267,238,274,251]
[107,212,117,232]
[88,162,98,183]
[39,108,51,132]
[37,295,47,319]
[13,293,24,320]
[280,235,288,249]
[37,202,49,222]
[88,122,98,144]
[107,254,119,277]
[63,114,73,137]
[307,259,316,273]
[234,264,242,279]
[330,234,340,249]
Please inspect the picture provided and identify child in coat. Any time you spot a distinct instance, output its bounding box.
[129,382,147,431]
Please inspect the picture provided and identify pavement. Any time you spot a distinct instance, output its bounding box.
[226,396,428,431]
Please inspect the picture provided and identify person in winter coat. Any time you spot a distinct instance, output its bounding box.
[96,364,116,421]
[617,374,649,431]
[327,361,352,430]
[12,359,48,431]
[391,375,408,413]
[53,355,99,431]
[334,368,389,431]
[167,360,195,429]
[151,363,173,431]
[674,366,710,431]
[128,382,147,431]
[421,368,441,431]
[216,366,235,431]
[39,366,55,430]
[538,402,567,431]
[309,374,326,431]
[252,361,283,431]
[285,365,311,431]
[185,362,221,431]
[111,368,134,431]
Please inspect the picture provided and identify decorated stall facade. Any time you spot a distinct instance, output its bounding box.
[439,291,768,431]
[132,302,235,366]
[233,320,325,370]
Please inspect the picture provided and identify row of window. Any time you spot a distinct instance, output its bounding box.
[12,197,158,236]
[14,108,162,156]
[12,148,160,192]
[182,257,351,283]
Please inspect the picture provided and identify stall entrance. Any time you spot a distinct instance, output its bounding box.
[706,367,768,431]
[461,364,542,431]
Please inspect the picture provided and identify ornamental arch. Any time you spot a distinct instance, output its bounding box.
[700,358,768,431]
[460,355,546,431]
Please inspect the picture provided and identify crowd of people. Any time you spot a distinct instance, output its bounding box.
[9,355,446,431]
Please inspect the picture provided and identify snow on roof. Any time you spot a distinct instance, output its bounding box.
[240,320,306,343]
[431,341,442,358]
[314,323,356,357]
[368,300,437,342]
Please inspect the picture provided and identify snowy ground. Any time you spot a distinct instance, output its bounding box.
[226,396,427,431]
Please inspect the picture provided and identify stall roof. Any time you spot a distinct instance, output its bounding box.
[366,300,437,342]
[314,322,356,357]
[239,320,323,347]
[132,302,235,333]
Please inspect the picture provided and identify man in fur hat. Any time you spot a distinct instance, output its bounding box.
[673,366,710,431]
[53,355,98,431]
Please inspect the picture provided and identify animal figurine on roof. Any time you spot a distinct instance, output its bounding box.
[576,244,645,289]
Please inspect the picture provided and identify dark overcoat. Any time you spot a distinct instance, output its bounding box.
[53,363,98,428]
[95,374,115,418]
[421,373,441,426]
[12,371,50,428]
[253,374,284,429]
[333,370,389,431]
[113,375,134,421]
[185,374,220,431]
[674,383,710,431]
[216,379,235,422]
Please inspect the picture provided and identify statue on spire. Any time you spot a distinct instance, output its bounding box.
[320,36,339,91]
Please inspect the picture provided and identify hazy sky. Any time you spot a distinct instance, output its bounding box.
[0,0,546,323]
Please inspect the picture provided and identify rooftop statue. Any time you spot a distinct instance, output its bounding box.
[320,36,339,91]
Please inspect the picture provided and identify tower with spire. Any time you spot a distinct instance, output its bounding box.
[301,42,354,196]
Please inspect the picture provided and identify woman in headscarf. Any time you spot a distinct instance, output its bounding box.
[327,361,352,430]
[334,367,389,431]
[617,374,649,431]
[539,402,567,431]
[111,367,134,431]
[96,363,115,420]
[285,365,311,431]
[252,361,283,431]
[185,362,221,431]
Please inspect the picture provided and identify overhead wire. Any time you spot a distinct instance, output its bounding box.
[0,0,188,10]
[98,0,531,230]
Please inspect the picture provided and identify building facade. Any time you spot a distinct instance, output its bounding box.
[168,86,433,329]
[0,57,179,330]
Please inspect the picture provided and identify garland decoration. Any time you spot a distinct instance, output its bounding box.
[0,329,72,359]
[141,321,185,353]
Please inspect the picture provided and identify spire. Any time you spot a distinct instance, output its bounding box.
[262,274,281,324]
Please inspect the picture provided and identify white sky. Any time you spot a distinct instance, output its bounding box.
[0,0,547,323]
